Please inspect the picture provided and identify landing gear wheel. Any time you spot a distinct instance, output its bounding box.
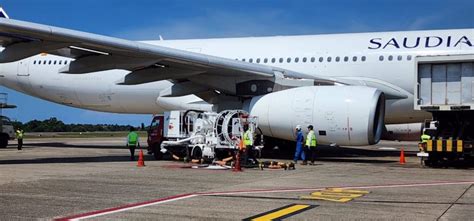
[0,134,9,148]
[152,143,163,160]
[191,146,202,160]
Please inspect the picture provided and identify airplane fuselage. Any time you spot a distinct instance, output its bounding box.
[0,29,473,124]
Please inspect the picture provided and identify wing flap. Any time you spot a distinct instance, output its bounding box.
[0,17,344,95]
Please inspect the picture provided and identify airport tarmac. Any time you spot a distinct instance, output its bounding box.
[0,138,473,220]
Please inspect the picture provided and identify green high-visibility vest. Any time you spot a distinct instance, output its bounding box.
[16,130,24,139]
[128,131,139,146]
[421,134,430,143]
[306,130,317,147]
[243,130,253,146]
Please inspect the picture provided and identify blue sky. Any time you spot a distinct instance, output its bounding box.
[0,0,473,125]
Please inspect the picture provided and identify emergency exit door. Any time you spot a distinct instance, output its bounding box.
[17,60,29,76]
[16,60,31,92]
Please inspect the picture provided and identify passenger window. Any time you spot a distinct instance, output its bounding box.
[242,58,246,62]
[397,55,402,61]
[361,56,366,61]
[287,58,291,63]
[407,55,412,61]
[335,57,340,62]
[352,56,357,62]
[43,60,47,65]
[264,58,268,63]
[319,57,323,62]
[59,61,62,65]
[48,60,52,65]
[271,58,276,63]
[256,58,261,63]
[65,60,68,65]
[295,57,299,63]
[327,57,332,62]
[379,56,384,61]
[249,58,253,63]
[33,60,36,65]
[344,56,349,62]
[54,61,57,65]
[311,57,315,62]
[388,55,393,61]
[279,58,283,63]
[302,57,307,63]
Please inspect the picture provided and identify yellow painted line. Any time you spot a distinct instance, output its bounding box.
[427,140,433,152]
[311,191,364,198]
[326,188,370,194]
[299,188,370,203]
[245,204,316,221]
[437,140,443,152]
[300,195,354,203]
[457,140,463,152]
[446,140,452,152]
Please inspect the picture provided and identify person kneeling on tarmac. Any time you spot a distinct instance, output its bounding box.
[259,161,295,170]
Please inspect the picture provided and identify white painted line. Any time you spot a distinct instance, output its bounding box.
[57,180,474,220]
[57,194,197,221]
[200,181,474,196]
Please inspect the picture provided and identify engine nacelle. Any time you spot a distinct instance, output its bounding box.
[247,86,385,146]
[382,123,423,141]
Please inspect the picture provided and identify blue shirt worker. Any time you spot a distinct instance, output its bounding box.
[293,125,305,164]
[127,127,140,161]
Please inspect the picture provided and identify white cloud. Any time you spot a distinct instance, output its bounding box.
[408,15,442,30]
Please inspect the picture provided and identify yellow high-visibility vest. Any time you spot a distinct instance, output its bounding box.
[243,130,253,146]
[306,130,317,147]
[421,134,430,143]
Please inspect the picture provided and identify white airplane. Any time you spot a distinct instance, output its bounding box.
[0,8,472,146]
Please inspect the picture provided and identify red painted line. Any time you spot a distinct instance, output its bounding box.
[198,180,474,196]
[54,193,195,221]
[55,180,474,220]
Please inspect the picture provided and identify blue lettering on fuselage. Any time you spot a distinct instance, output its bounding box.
[368,36,473,49]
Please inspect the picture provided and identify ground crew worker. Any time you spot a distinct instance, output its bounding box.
[293,125,305,164]
[243,124,256,166]
[304,125,317,165]
[126,127,139,161]
[421,131,431,143]
[15,128,24,150]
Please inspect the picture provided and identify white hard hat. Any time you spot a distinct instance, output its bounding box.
[295,125,301,130]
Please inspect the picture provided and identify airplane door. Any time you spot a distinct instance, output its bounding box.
[16,60,32,92]
[17,60,30,76]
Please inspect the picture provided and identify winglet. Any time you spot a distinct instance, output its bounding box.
[0,7,10,19]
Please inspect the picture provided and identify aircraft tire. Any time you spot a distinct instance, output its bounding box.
[152,143,163,160]
[0,133,8,148]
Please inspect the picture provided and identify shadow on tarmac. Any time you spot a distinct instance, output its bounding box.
[266,145,405,164]
[23,142,126,149]
[0,155,155,165]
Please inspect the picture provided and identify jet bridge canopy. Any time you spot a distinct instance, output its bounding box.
[415,54,474,111]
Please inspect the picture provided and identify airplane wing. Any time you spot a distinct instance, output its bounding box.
[0,17,344,96]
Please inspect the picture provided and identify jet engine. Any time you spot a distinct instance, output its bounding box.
[247,86,385,146]
[382,123,423,141]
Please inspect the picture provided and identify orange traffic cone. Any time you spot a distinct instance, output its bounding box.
[399,148,406,165]
[137,149,145,167]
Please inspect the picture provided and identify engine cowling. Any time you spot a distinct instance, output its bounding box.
[247,86,385,146]
[382,123,423,141]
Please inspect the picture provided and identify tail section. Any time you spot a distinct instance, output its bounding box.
[0,7,10,19]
